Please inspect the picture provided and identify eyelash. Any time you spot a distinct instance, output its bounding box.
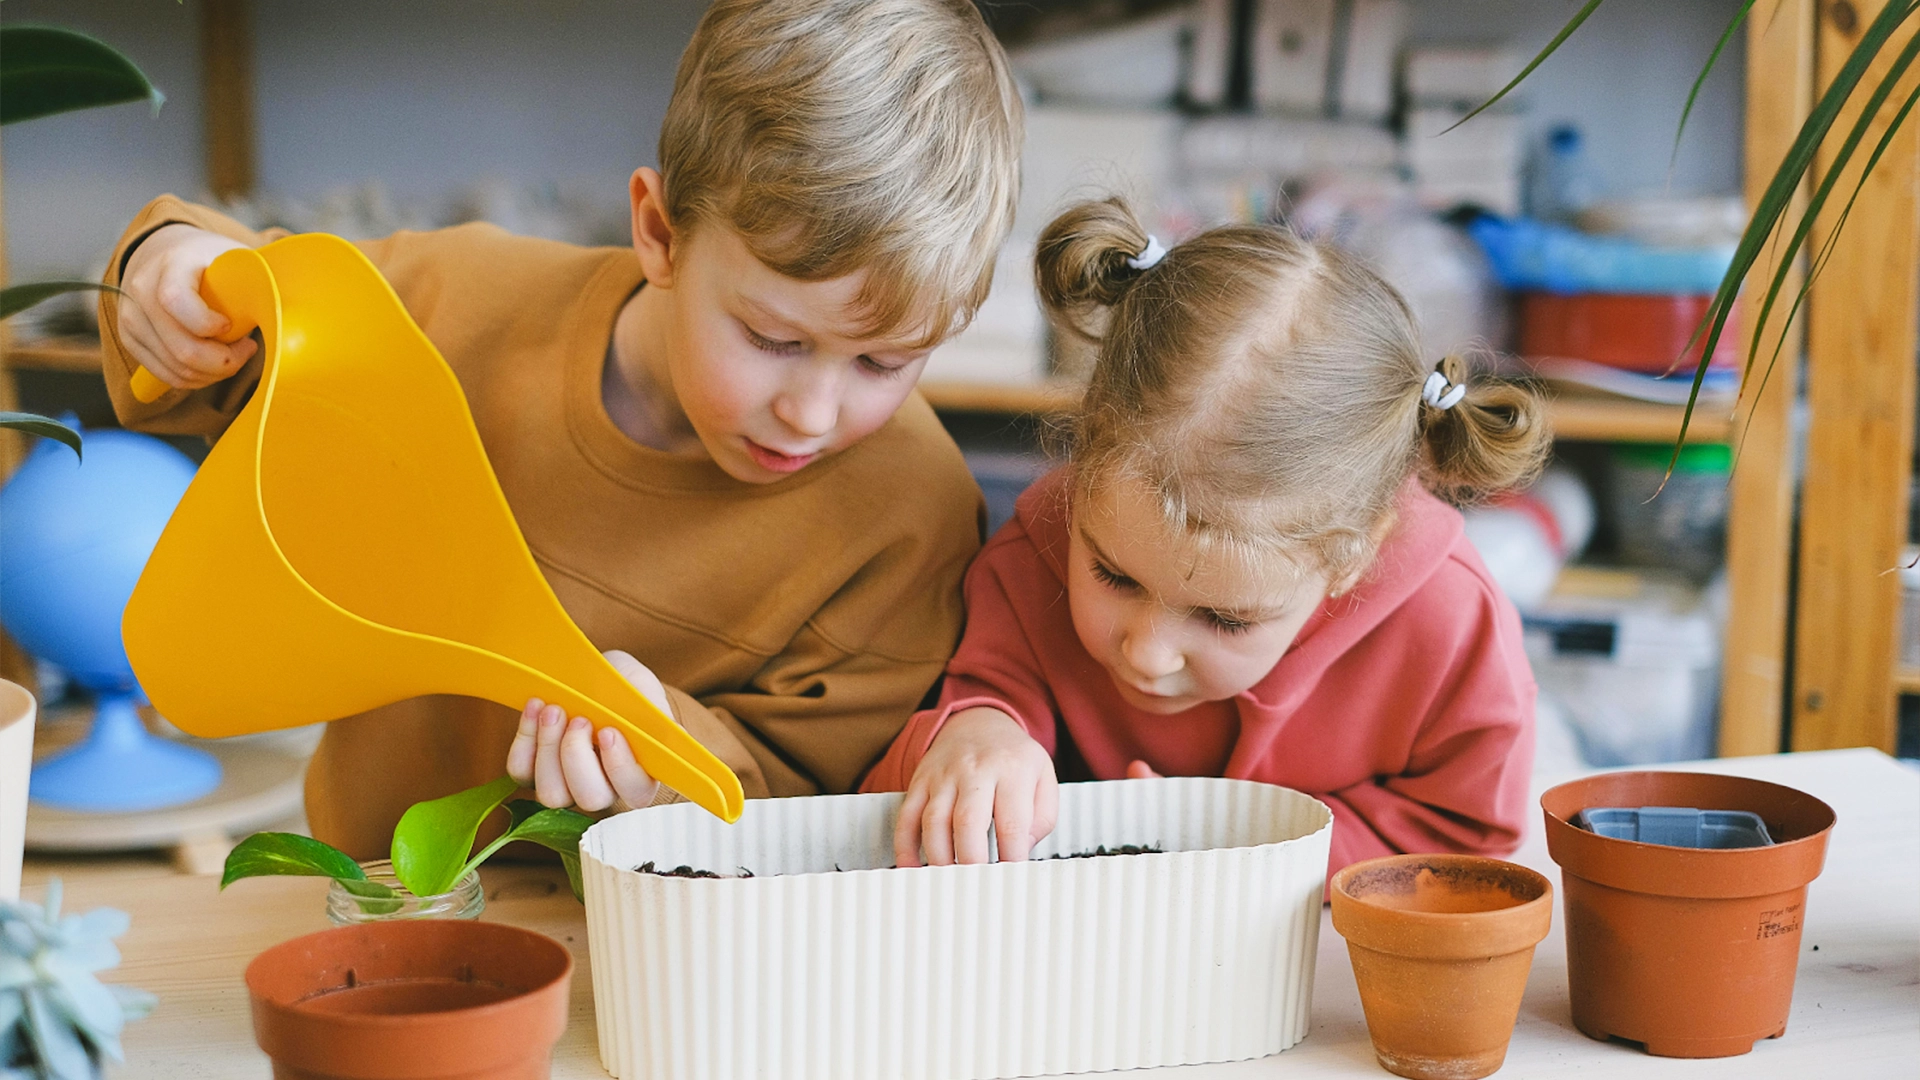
[746,326,908,378]
[1092,560,1256,634]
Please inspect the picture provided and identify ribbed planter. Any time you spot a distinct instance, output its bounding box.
[1541,771,1835,1057]
[0,679,33,902]
[582,778,1333,1080]
[1330,854,1552,1080]
[245,919,572,1080]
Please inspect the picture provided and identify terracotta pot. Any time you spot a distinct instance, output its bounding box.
[0,678,35,902]
[1330,854,1552,1080]
[1541,771,1835,1058]
[246,919,572,1080]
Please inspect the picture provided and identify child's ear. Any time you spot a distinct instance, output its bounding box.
[629,167,677,287]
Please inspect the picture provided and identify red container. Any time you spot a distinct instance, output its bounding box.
[1519,293,1739,375]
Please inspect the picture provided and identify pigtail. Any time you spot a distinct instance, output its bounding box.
[1034,197,1157,344]
[1417,354,1552,505]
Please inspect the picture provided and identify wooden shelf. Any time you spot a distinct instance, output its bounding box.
[921,376,1734,444]
[2,337,105,374]
[1895,667,1920,695]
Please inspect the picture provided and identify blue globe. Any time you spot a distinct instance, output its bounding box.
[0,420,221,811]
[0,423,196,689]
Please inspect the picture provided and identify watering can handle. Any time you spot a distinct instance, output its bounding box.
[127,253,269,404]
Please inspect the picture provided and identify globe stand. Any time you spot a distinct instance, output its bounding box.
[28,690,222,812]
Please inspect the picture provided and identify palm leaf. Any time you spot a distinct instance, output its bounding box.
[1672,0,1760,171]
[1665,0,1918,467]
[0,26,163,126]
[0,280,121,321]
[1443,0,1607,133]
[0,413,82,459]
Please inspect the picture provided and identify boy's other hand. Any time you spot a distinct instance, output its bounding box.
[1125,760,1162,780]
[895,707,1057,868]
[117,223,256,390]
[505,649,669,812]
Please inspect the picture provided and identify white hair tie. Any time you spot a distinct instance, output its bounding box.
[1422,370,1467,411]
[1126,234,1167,271]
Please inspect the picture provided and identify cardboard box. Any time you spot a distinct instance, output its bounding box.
[583,778,1334,1080]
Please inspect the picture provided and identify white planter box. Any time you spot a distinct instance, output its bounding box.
[582,778,1333,1080]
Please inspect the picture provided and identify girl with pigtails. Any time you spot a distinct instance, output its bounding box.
[864,197,1551,877]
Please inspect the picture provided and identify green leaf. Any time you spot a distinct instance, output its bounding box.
[220,832,365,890]
[0,27,163,126]
[1443,0,1607,134]
[390,776,520,898]
[1672,0,1757,171]
[456,800,595,902]
[1666,0,1919,470]
[0,280,122,321]
[0,412,81,459]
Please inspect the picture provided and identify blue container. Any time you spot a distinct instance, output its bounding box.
[1573,806,1774,849]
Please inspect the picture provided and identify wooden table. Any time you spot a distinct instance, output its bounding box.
[25,748,1916,1079]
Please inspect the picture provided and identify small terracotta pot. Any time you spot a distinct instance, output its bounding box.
[1542,771,1835,1058]
[1330,854,1552,1080]
[246,919,572,1080]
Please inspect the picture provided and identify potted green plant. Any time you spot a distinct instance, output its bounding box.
[221,776,593,923]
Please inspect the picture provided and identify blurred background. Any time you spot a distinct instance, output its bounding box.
[2,0,1916,803]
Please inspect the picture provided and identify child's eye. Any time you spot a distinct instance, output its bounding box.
[1090,560,1139,592]
[744,325,804,355]
[1202,610,1256,635]
[858,354,909,379]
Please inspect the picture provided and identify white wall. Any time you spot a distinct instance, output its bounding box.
[3,0,1745,280]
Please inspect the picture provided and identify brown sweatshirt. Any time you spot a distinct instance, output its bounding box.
[100,196,983,858]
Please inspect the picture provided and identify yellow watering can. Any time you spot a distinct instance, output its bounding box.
[122,235,744,822]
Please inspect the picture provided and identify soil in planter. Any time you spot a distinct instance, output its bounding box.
[297,976,522,1016]
[634,845,1164,879]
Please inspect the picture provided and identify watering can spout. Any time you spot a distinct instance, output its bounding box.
[122,236,745,822]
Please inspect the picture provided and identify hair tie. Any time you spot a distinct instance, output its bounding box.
[1126,235,1167,271]
[1422,369,1467,411]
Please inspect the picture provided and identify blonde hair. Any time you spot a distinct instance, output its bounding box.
[1038,198,1550,585]
[659,0,1023,347]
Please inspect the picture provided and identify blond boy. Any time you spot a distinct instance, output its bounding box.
[101,0,1021,857]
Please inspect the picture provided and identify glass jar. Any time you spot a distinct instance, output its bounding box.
[325,859,484,925]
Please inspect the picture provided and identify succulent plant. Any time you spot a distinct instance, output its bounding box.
[1,880,154,1080]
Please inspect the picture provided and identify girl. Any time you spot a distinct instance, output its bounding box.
[864,198,1550,874]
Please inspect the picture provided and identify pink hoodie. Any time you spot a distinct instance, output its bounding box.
[864,467,1536,874]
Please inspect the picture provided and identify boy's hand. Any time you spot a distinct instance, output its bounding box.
[506,650,668,812]
[1125,760,1162,780]
[117,223,256,390]
[895,707,1057,867]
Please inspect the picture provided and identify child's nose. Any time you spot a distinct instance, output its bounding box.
[774,363,842,439]
[1121,616,1184,680]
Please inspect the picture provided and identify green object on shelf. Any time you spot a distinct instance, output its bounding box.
[1612,442,1732,474]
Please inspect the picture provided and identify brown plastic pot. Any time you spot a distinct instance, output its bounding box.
[245,919,572,1080]
[1330,854,1552,1080]
[1541,771,1835,1058]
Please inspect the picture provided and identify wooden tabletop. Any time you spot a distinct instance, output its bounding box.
[26,747,1915,1079]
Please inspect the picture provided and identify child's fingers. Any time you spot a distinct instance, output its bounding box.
[1032,772,1060,844]
[596,726,659,809]
[950,782,995,865]
[992,778,1036,862]
[894,786,930,868]
[1125,759,1161,780]
[157,256,233,339]
[560,716,617,812]
[531,703,572,807]
[919,787,957,866]
[505,699,541,784]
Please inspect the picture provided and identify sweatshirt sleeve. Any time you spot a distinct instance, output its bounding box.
[861,536,1060,793]
[1319,584,1536,875]
[99,195,289,436]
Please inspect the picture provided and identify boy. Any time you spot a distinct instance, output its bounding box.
[101,0,1022,857]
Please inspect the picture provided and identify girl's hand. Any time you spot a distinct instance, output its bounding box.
[505,650,668,812]
[1125,760,1162,780]
[117,224,257,390]
[894,707,1058,867]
